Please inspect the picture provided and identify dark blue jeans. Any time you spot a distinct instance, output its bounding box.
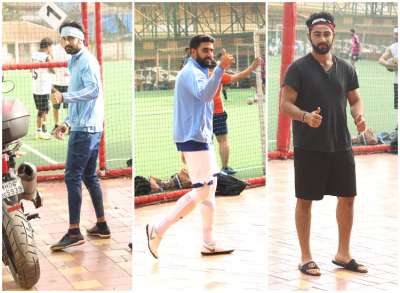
[65,131,105,225]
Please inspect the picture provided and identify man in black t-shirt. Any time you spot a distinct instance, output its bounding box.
[281,12,368,276]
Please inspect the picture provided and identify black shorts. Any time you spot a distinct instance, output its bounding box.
[294,148,357,201]
[394,83,398,110]
[33,94,50,112]
[53,85,68,110]
[351,53,360,61]
[213,111,228,136]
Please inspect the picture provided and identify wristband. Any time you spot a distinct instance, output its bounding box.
[302,112,307,122]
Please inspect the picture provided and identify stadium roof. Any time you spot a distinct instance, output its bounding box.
[3,21,59,44]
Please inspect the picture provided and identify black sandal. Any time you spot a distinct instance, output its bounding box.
[332,258,368,273]
[298,261,321,276]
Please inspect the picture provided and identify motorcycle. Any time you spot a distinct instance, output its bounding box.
[2,96,42,288]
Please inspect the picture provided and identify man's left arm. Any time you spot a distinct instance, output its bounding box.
[62,64,99,103]
[348,89,366,133]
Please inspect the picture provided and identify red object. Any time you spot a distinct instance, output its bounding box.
[135,177,266,207]
[95,2,107,171]
[213,73,232,114]
[37,163,65,172]
[37,168,132,182]
[81,3,89,48]
[7,203,22,213]
[268,144,393,160]
[2,61,67,71]
[276,3,296,156]
[2,154,9,175]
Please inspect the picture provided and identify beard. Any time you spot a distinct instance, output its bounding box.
[195,56,215,68]
[311,41,332,55]
[64,45,81,55]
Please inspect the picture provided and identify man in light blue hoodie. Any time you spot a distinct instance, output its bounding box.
[49,21,110,251]
[146,35,235,258]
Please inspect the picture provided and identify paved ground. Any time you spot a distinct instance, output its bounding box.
[267,153,399,291]
[2,178,132,291]
[134,186,267,292]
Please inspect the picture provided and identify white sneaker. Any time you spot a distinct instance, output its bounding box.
[36,131,52,140]
[146,224,161,259]
[201,242,234,256]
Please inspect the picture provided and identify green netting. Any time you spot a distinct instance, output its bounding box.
[135,32,265,180]
[2,2,132,172]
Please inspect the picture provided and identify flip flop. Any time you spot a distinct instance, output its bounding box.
[201,244,234,256]
[332,258,368,273]
[298,261,321,276]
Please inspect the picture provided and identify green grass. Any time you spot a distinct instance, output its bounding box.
[135,87,265,179]
[268,55,398,151]
[3,60,132,170]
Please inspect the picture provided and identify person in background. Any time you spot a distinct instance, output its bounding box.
[51,43,71,135]
[32,37,55,140]
[350,28,361,68]
[379,27,398,128]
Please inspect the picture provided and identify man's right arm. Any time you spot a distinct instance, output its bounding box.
[281,85,303,122]
[379,47,396,70]
[185,66,224,102]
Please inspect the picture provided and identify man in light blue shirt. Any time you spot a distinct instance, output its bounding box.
[49,21,110,251]
[146,35,235,258]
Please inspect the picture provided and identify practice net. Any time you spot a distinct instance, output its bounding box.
[2,2,132,179]
[268,3,398,157]
[134,30,266,193]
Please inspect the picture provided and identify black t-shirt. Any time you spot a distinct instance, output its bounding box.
[284,53,359,152]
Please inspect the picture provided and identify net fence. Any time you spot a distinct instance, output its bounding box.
[134,3,266,188]
[268,3,398,153]
[2,2,132,176]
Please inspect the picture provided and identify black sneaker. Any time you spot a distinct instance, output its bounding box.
[86,222,111,238]
[221,166,237,175]
[50,232,85,251]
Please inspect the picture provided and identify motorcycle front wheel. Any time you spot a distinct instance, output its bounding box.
[2,204,40,289]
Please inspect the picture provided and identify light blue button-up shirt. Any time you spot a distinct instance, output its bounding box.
[173,57,224,143]
[63,47,104,133]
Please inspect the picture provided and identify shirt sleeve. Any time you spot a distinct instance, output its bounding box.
[222,73,233,85]
[64,115,70,127]
[185,65,224,102]
[62,62,99,103]
[283,62,301,92]
[347,64,359,92]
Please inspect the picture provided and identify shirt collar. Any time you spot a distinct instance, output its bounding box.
[189,57,209,75]
[71,47,86,62]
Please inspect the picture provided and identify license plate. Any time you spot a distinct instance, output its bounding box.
[2,179,24,199]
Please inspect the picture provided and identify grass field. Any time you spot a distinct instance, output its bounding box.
[135,87,265,180]
[3,60,132,171]
[268,55,398,151]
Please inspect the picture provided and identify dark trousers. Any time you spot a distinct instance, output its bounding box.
[65,131,105,225]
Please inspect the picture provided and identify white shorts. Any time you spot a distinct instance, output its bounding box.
[183,147,218,187]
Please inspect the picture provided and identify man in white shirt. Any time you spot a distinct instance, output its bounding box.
[32,37,55,140]
[379,27,398,114]
[51,43,71,134]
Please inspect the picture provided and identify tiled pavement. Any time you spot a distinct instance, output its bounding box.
[2,178,132,291]
[267,154,399,291]
[134,187,267,292]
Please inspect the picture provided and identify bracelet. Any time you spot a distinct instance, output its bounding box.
[302,112,307,122]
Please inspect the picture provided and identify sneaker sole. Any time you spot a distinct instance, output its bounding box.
[201,249,235,256]
[86,232,111,239]
[50,239,85,252]
[145,224,158,259]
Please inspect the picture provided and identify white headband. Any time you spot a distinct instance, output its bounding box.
[60,26,84,41]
